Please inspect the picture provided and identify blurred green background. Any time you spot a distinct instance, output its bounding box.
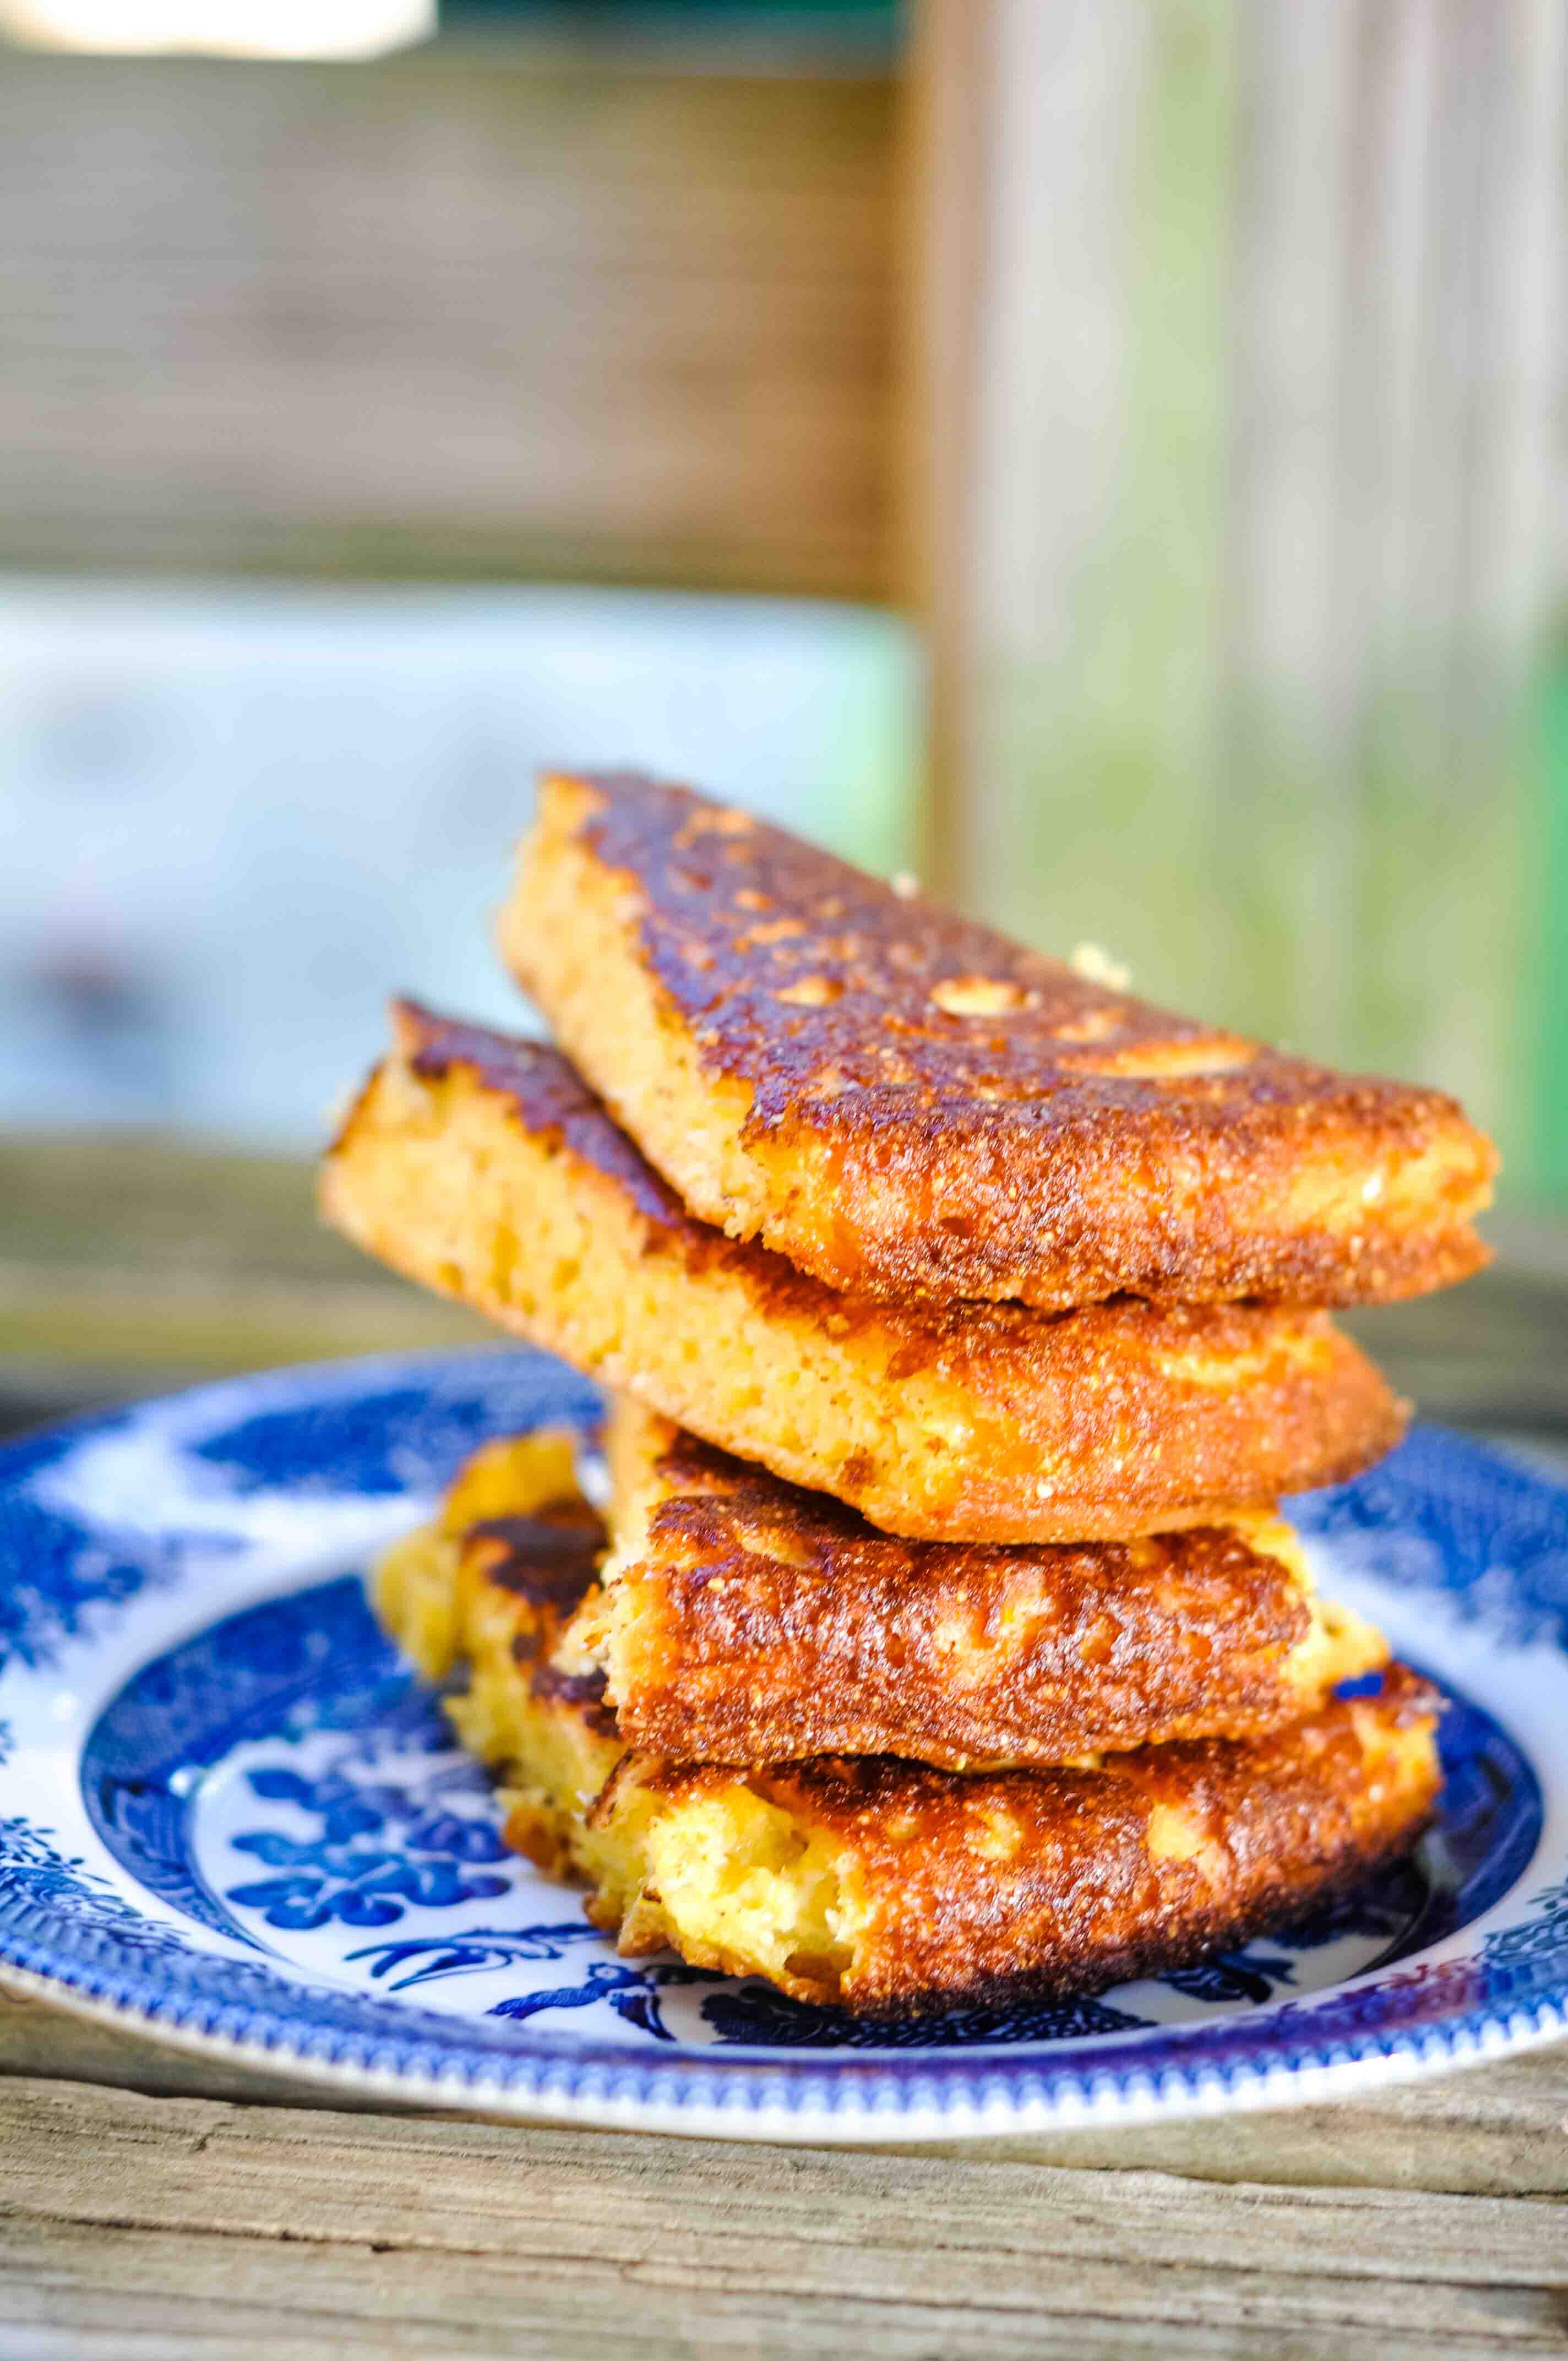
[1,0,1563,1431]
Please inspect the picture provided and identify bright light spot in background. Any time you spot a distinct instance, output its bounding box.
[0,0,433,58]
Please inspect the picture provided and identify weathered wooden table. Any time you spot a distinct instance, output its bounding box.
[4,1141,1567,2355]
[4,1995,1566,2358]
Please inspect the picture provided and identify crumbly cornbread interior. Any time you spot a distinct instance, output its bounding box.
[374,1432,1439,2016]
[321,1005,1407,1544]
[374,1436,862,1991]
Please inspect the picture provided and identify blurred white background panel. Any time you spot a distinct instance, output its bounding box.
[0,0,433,56]
[0,579,917,1147]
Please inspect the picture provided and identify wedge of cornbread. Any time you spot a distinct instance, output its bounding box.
[376,1434,1441,2019]
[588,1400,1386,1770]
[322,1002,1407,1545]
[499,771,1495,1313]
[581,1683,1439,2015]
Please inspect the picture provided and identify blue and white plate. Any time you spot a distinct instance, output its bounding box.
[1,1349,1564,2142]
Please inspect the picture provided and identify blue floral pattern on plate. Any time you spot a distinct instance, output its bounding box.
[1,1350,1564,2140]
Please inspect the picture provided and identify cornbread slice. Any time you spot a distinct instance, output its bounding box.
[375,1441,1441,2019]
[323,1002,1406,1545]
[587,1680,1440,2016]
[498,771,1495,1312]
[589,1401,1386,1771]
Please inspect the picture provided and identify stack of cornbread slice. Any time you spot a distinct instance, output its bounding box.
[322,772,1496,2017]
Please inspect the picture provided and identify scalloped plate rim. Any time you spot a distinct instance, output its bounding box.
[0,1347,1564,2144]
[0,1950,1562,2142]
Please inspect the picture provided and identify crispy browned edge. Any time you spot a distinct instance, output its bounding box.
[321,1000,1408,1542]
[499,770,1496,1310]
[600,1406,1386,1769]
[623,1666,1441,2016]
[473,1518,1439,2016]
[391,1451,1440,2020]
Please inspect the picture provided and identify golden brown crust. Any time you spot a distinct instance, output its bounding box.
[601,1403,1387,1769]
[499,772,1496,1311]
[463,1502,606,1620]
[378,1444,1439,2020]
[322,1001,1407,1543]
[645,1667,1441,2015]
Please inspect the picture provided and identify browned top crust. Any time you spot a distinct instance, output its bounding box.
[527,1661,619,1740]
[393,1443,1439,2019]
[624,1666,1442,2014]
[507,771,1496,1309]
[603,1414,1385,1769]
[456,1500,619,1740]
[389,1005,711,1252]
[464,1500,605,1613]
[339,1000,1407,1541]
[459,1503,605,1629]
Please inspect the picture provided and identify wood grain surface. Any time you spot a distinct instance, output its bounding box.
[1,1992,1565,2358]
[0,48,895,599]
[5,1142,1568,2352]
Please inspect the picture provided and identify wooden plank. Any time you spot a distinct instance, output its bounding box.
[3,1991,1567,2198]
[0,1263,487,1394]
[1,2075,1566,2358]
[4,2218,1560,2361]
[0,1136,351,1282]
[0,1136,489,1415]
[0,51,896,599]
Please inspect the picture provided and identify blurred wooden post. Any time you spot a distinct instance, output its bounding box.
[1219,0,1563,1172]
[905,0,1561,1178]
[905,0,1238,966]
[900,0,990,899]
